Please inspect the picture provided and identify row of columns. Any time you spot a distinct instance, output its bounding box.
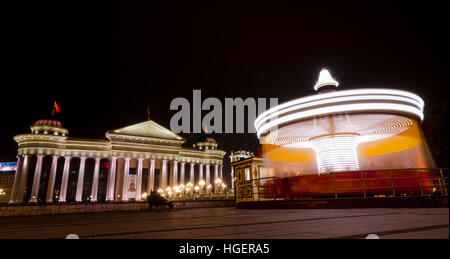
[10,155,103,204]
[10,155,224,203]
[106,158,224,201]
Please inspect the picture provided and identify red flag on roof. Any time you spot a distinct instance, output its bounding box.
[54,101,61,113]
[52,101,61,117]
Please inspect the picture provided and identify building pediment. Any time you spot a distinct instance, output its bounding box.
[105,120,185,143]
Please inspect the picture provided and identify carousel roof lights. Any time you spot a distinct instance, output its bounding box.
[254,88,424,130]
[257,102,423,138]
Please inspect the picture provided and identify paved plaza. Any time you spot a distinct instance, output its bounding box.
[0,207,448,239]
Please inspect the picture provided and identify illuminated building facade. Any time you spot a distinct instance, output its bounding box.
[229,150,254,192]
[231,156,264,202]
[9,119,225,203]
[0,163,16,203]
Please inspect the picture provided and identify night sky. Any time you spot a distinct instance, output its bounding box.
[1,1,448,169]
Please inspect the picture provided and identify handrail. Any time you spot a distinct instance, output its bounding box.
[330,168,448,198]
[236,176,281,201]
[235,168,448,202]
[331,168,449,173]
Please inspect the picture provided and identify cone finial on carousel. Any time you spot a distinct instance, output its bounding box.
[314,68,339,91]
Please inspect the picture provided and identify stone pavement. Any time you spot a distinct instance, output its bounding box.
[0,207,448,239]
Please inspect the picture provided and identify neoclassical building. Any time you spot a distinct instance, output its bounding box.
[9,119,226,203]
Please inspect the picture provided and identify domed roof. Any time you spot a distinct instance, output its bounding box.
[33,119,62,128]
[193,132,218,150]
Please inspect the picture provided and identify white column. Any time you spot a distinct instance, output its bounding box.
[160,159,167,190]
[148,159,155,193]
[9,156,23,203]
[16,155,30,203]
[105,157,117,201]
[220,165,223,180]
[136,158,143,200]
[171,160,178,187]
[206,164,211,193]
[199,163,204,184]
[214,164,219,193]
[180,162,186,185]
[29,155,44,203]
[58,156,72,202]
[189,163,195,184]
[75,157,87,202]
[231,167,235,192]
[46,156,58,203]
[91,157,101,202]
[214,164,219,182]
[122,157,130,201]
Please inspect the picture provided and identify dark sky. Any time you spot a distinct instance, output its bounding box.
[1,1,448,167]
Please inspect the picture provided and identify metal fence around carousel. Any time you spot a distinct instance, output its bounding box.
[235,168,449,202]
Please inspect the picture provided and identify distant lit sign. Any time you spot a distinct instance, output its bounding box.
[0,162,18,172]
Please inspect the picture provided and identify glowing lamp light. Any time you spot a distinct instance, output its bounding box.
[142,192,148,199]
[194,186,200,191]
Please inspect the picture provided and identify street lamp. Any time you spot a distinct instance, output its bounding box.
[186,182,193,198]
[214,178,223,194]
[194,185,200,198]
[165,187,171,199]
[221,183,227,195]
[199,180,205,196]
[207,184,212,198]
[179,184,185,198]
[173,185,179,198]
